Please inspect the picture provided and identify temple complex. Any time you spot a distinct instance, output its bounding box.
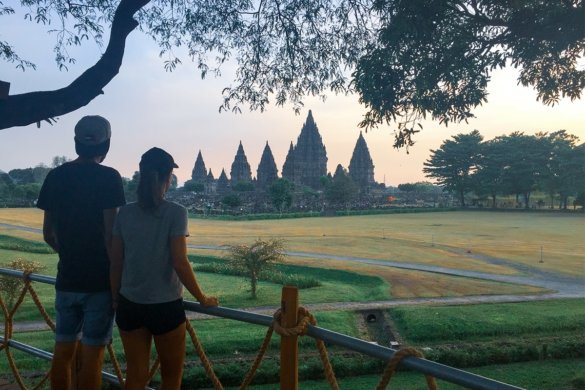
[348,132,376,193]
[185,111,377,196]
[230,141,252,184]
[256,142,278,189]
[282,110,328,189]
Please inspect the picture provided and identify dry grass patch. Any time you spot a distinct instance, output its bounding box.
[0,228,42,241]
[0,208,43,228]
[279,256,546,298]
[1,208,582,276]
[186,212,584,277]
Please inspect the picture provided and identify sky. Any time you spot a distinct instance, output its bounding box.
[1,10,584,186]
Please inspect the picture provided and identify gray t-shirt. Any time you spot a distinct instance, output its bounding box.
[113,201,189,304]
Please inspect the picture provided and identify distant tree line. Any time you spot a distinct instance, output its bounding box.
[424,130,584,209]
[0,156,69,207]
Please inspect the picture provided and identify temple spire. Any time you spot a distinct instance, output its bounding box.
[191,150,207,182]
[230,141,252,184]
[349,131,375,193]
[257,141,278,189]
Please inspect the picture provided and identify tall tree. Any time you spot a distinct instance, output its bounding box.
[269,178,294,215]
[0,0,374,130]
[423,130,483,207]
[354,0,585,147]
[496,132,549,208]
[1,0,583,146]
[473,139,507,208]
[325,165,358,210]
[539,131,581,209]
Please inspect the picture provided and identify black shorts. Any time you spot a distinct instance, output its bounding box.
[115,295,186,335]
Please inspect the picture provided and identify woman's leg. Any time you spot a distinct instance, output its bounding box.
[119,327,153,390]
[153,322,186,390]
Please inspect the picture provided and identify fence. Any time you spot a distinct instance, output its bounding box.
[0,268,524,390]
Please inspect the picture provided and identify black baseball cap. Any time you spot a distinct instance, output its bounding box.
[139,147,179,171]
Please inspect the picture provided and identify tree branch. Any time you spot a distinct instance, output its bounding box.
[0,0,151,130]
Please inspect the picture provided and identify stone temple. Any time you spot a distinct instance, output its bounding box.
[282,110,328,189]
[230,141,252,184]
[348,131,375,193]
[256,142,278,189]
[185,110,377,194]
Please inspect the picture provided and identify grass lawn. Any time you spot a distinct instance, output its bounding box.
[2,208,583,276]
[2,301,583,389]
[225,359,585,390]
[389,299,585,344]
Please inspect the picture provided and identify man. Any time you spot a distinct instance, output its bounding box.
[37,115,125,389]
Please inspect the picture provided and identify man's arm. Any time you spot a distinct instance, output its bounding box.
[42,211,59,252]
[110,236,124,308]
[103,208,118,259]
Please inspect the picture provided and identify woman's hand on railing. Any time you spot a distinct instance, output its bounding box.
[201,296,219,307]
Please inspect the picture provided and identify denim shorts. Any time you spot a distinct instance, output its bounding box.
[55,290,114,346]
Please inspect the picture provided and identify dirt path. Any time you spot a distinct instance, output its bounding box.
[1,222,583,332]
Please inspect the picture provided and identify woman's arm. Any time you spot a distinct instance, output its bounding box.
[170,235,218,306]
[109,236,124,308]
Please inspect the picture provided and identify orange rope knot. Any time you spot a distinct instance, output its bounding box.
[272,306,314,337]
[377,347,438,390]
[272,307,340,390]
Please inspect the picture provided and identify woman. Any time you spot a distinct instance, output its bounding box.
[110,147,218,390]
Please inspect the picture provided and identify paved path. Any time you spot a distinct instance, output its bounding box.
[1,222,583,332]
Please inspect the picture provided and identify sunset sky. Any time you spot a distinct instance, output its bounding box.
[1,11,584,186]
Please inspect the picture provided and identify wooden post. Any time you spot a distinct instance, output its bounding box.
[280,286,299,390]
[0,81,9,100]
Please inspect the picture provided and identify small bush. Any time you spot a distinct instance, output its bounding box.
[194,263,321,289]
[0,258,46,307]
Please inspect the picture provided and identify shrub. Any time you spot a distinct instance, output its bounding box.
[0,258,46,308]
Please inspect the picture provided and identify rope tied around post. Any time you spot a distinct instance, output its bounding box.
[376,347,439,390]
[274,306,340,390]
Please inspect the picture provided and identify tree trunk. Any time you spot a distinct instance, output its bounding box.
[459,190,465,207]
[523,192,530,209]
[251,275,257,299]
[491,194,497,208]
[0,0,151,130]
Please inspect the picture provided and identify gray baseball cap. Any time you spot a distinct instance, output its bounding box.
[74,115,111,146]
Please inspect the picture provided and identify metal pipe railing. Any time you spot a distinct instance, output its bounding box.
[1,268,523,389]
[0,336,129,387]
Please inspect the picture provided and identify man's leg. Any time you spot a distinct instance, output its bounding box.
[120,327,153,390]
[153,323,186,390]
[76,344,106,390]
[79,291,114,390]
[51,341,77,389]
[53,291,83,390]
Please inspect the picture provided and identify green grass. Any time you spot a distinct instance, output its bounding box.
[0,234,53,254]
[0,248,387,321]
[187,310,359,356]
[192,272,387,308]
[389,299,585,343]
[189,254,389,308]
[224,359,585,390]
[192,256,321,289]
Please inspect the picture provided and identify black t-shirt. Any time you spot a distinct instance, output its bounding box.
[37,161,126,292]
